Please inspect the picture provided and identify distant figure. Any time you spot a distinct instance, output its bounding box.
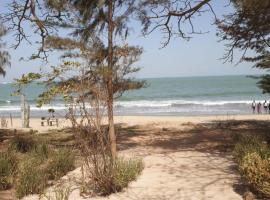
[268,101,270,114]
[252,100,256,114]
[263,100,268,114]
[257,102,262,114]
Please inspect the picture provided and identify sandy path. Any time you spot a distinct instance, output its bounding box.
[88,152,241,200]
[24,152,242,200]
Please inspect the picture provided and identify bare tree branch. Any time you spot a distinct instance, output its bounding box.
[139,0,215,47]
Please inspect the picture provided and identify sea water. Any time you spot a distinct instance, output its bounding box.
[0,75,268,117]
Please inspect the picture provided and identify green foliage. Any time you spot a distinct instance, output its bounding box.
[15,73,41,85]
[93,157,144,195]
[0,24,10,77]
[240,152,270,197]
[112,157,144,191]
[233,135,270,163]
[48,108,55,113]
[32,142,51,161]
[10,134,37,153]
[46,149,75,180]
[217,0,270,93]
[13,73,42,95]
[15,146,74,198]
[234,134,270,197]
[0,151,17,190]
[16,159,47,198]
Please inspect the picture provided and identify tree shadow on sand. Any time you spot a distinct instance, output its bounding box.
[116,120,270,199]
[117,120,270,154]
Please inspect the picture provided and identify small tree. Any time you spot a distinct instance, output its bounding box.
[3,0,223,158]
[4,0,144,159]
[26,39,144,194]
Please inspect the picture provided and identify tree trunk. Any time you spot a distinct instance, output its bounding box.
[107,0,117,159]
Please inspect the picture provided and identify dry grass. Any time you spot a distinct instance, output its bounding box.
[0,129,76,199]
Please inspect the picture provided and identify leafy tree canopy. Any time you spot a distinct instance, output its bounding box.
[217,0,270,93]
[0,23,10,76]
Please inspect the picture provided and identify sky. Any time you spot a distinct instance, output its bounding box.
[0,0,265,82]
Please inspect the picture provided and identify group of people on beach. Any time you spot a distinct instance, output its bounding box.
[252,100,270,114]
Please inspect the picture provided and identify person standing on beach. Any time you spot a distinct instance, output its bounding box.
[252,100,256,114]
[257,102,262,114]
[263,100,268,114]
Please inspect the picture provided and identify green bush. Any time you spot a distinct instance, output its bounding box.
[32,142,51,161]
[234,134,270,197]
[93,157,144,195]
[10,134,37,153]
[0,151,17,190]
[240,152,270,197]
[16,159,47,198]
[46,149,75,180]
[233,135,270,163]
[112,157,144,191]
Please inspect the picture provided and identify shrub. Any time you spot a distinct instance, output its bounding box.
[234,134,270,197]
[240,152,270,197]
[92,156,144,195]
[0,151,17,190]
[233,135,270,163]
[112,157,144,191]
[46,148,75,180]
[32,142,51,161]
[10,134,37,153]
[16,159,47,198]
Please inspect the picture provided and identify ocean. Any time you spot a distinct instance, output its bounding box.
[0,75,268,117]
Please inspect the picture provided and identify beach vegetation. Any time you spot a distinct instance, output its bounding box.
[15,146,75,198]
[16,159,48,198]
[240,152,270,197]
[10,134,37,153]
[233,135,270,163]
[31,141,51,161]
[0,129,76,197]
[0,150,17,190]
[81,154,144,195]
[234,134,270,197]
[45,148,75,180]
[111,157,144,193]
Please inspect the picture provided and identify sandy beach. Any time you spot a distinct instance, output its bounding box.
[0,0,268,198]
[0,114,264,199]
[2,114,270,132]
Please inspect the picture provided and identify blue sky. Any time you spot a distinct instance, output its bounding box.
[0,0,264,82]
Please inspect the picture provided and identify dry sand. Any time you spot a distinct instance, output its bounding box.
[3,114,270,200]
[2,114,270,131]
